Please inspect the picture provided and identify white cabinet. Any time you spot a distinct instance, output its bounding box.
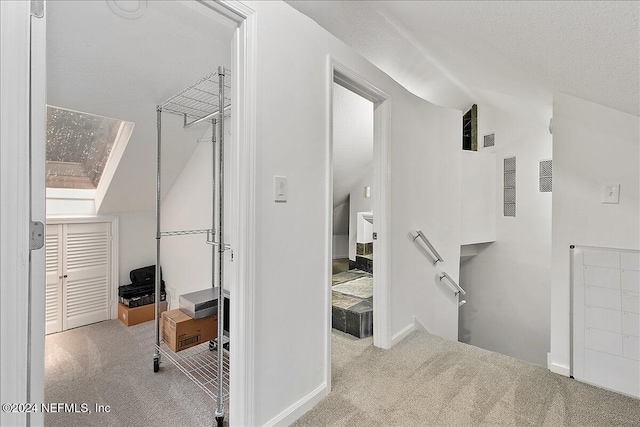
[45,221,113,334]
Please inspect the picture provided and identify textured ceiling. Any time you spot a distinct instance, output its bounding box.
[47,1,233,213]
[287,1,639,118]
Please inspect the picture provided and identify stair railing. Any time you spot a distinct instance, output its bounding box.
[412,229,467,299]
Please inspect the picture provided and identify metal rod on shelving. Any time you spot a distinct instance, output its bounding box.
[154,107,162,361]
[160,229,212,237]
[184,104,231,129]
[215,66,226,422]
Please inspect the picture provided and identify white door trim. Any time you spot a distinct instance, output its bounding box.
[0,2,32,426]
[29,1,47,425]
[196,1,258,425]
[328,59,393,380]
[11,0,257,425]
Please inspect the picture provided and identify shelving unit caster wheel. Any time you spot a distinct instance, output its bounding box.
[209,339,218,351]
[215,416,224,427]
[153,358,160,373]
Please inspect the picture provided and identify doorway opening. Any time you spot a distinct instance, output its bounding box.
[43,2,240,426]
[327,61,391,393]
[331,83,374,339]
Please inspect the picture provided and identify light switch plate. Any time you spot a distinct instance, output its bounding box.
[601,184,620,204]
[274,176,287,202]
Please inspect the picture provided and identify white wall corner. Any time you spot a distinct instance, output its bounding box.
[547,352,570,377]
[412,316,430,334]
[263,383,328,427]
[391,322,416,347]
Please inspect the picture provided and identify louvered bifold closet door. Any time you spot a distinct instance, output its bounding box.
[63,222,111,330]
[45,224,63,335]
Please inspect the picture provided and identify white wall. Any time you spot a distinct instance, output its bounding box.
[160,137,212,306]
[348,171,372,260]
[389,99,462,341]
[331,235,348,259]
[459,103,553,366]
[332,201,349,258]
[116,211,156,286]
[460,150,496,245]
[159,121,234,309]
[46,189,96,215]
[550,92,640,375]
[243,1,462,424]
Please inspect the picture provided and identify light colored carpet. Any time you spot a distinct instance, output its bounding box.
[293,330,640,426]
[332,276,373,299]
[46,319,640,427]
[45,319,226,427]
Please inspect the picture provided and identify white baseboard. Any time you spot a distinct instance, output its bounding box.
[263,382,328,427]
[547,353,570,377]
[390,322,415,347]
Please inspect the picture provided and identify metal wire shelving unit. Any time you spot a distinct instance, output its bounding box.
[153,66,231,427]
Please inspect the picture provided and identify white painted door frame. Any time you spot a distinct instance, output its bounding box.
[196,2,258,425]
[0,1,46,426]
[3,1,258,426]
[326,59,392,388]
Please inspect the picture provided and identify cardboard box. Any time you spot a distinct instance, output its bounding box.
[118,301,167,327]
[162,309,217,353]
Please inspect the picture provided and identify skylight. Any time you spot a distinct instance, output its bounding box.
[46,106,125,189]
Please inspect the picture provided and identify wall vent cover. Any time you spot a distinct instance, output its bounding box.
[539,160,552,192]
[504,156,516,217]
[483,133,495,147]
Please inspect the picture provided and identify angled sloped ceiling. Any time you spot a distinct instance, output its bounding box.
[47,1,233,213]
[287,1,639,118]
[333,83,373,210]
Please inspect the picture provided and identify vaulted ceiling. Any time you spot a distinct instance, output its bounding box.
[47,1,234,213]
[287,1,639,118]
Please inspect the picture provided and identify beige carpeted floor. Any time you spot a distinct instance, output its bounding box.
[293,330,640,426]
[46,320,640,427]
[45,320,225,427]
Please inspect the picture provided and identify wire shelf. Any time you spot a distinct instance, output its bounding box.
[157,337,230,403]
[158,70,231,126]
[160,229,213,237]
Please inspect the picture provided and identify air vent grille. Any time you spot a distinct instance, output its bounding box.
[539,160,552,192]
[504,157,516,217]
[483,133,495,147]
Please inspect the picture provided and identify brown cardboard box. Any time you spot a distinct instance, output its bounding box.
[162,309,217,353]
[118,301,167,326]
